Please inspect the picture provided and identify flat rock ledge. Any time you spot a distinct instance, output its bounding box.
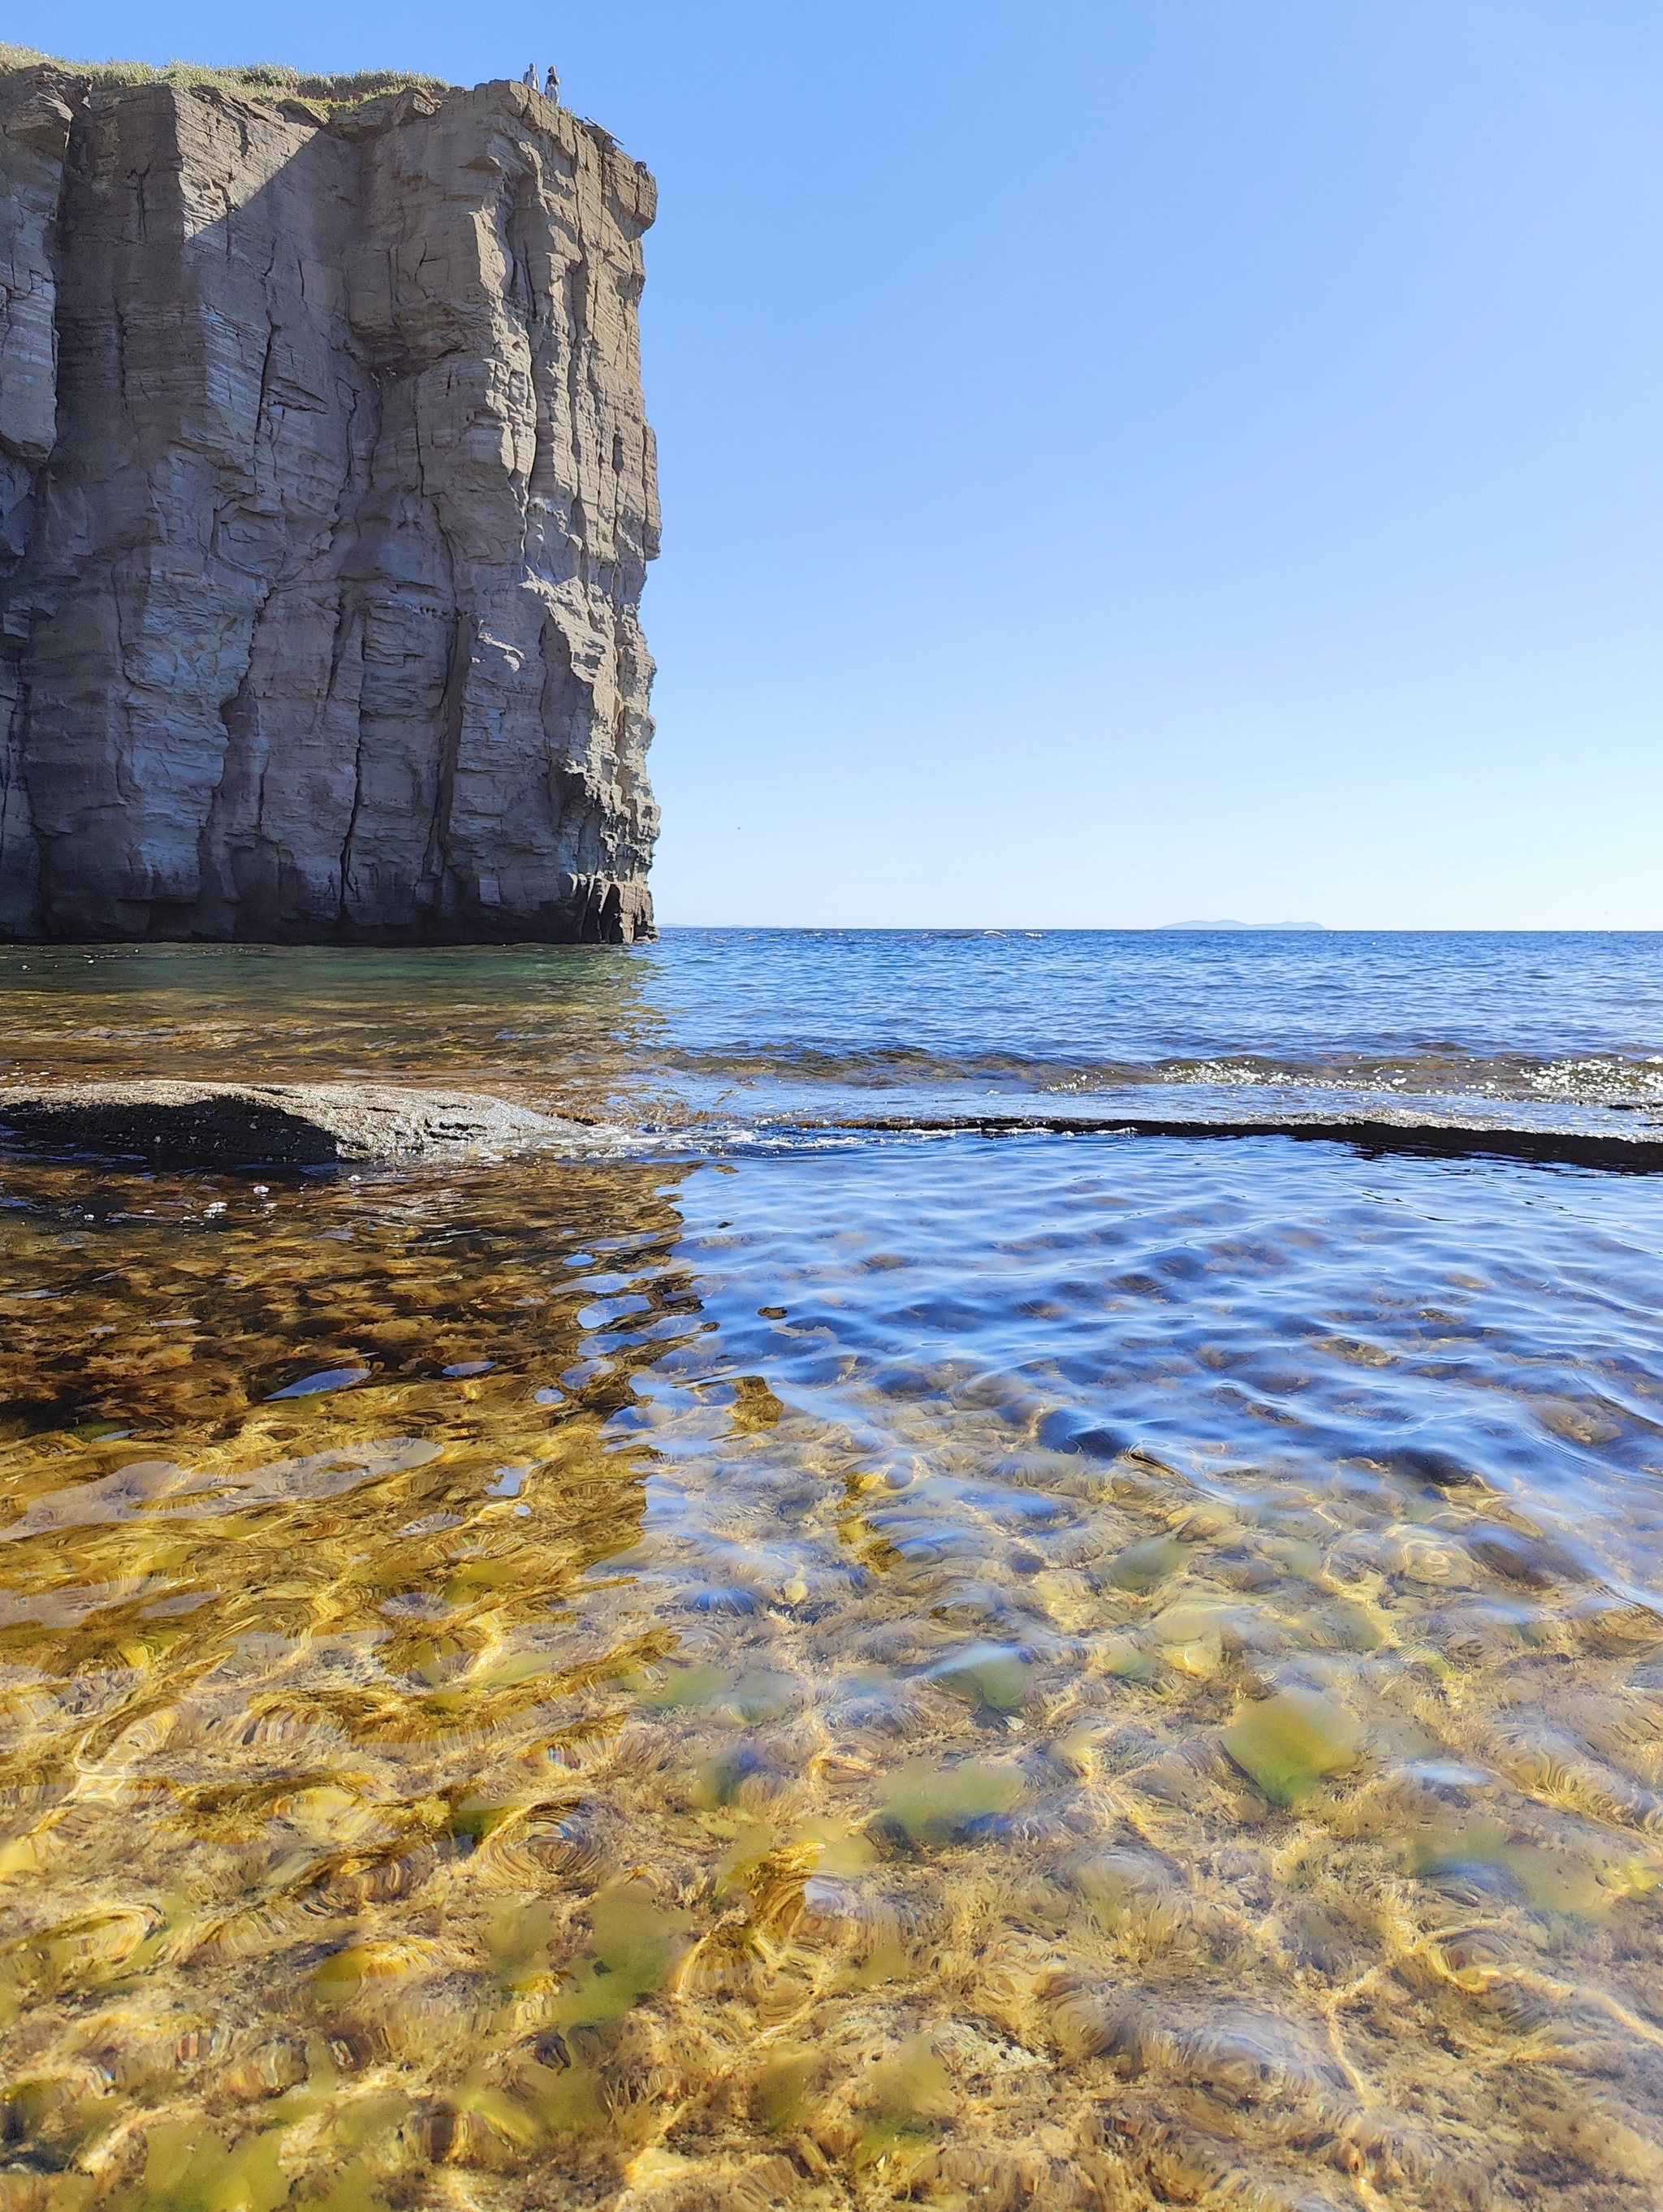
[0,1082,570,1164]
[822,1111,1663,1173]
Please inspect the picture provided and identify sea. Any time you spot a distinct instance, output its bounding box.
[1,928,1661,2211]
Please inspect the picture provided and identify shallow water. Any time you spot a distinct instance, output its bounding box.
[3,929,1662,1130]
[2,935,1663,2211]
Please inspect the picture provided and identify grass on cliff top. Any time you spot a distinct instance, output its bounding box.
[0,44,451,110]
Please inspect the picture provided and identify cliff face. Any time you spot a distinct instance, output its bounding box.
[0,68,659,943]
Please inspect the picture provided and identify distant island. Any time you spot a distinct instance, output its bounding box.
[1157,920,1328,931]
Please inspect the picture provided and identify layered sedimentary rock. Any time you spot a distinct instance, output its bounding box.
[0,67,659,942]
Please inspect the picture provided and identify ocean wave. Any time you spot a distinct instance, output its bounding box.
[645,1041,1663,1107]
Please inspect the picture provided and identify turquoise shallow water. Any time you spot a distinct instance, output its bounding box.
[1,932,1661,2210]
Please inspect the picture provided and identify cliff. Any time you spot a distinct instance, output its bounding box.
[0,65,659,943]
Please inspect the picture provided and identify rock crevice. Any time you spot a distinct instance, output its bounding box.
[0,67,659,943]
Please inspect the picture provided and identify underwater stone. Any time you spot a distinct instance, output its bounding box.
[1220,1688,1362,1808]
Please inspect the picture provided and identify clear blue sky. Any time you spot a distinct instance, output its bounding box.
[27,2,1663,927]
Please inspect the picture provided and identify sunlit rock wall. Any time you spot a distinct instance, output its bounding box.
[0,67,659,942]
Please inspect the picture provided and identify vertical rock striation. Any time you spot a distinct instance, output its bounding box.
[0,68,659,942]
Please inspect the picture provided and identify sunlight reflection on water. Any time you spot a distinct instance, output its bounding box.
[0,1128,1661,2208]
[2,938,1663,2207]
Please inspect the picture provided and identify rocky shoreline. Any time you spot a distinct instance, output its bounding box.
[2,1082,1660,1171]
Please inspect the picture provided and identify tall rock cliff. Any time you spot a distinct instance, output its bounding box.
[0,67,659,943]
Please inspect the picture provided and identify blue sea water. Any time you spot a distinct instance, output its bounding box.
[4,926,1661,1129]
[645,927,1663,1116]
[1,930,1662,2206]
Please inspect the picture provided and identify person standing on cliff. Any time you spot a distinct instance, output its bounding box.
[522,63,537,88]
[545,64,559,102]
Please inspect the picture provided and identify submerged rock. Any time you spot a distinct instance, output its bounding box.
[0,1079,571,1161]
[0,67,659,944]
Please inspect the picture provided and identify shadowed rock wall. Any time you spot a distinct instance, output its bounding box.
[0,69,659,942]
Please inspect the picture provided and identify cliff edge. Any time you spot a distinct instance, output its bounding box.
[0,66,660,943]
